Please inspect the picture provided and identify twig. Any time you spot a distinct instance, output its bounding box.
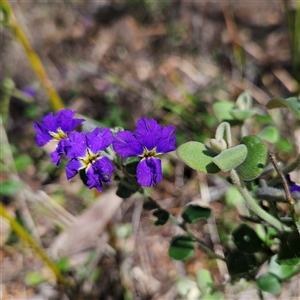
[269,153,294,204]
[0,203,69,286]
[1,0,64,112]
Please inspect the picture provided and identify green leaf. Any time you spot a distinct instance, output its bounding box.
[25,272,46,286]
[79,169,89,187]
[266,97,300,120]
[125,161,139,176]
[278,231,300,266]
[196,269,214,294]
[176,278,199,297]
[235,135,267,180]
[257,273,282,295]
[275,138,293,153]
[153,209,169,226]
[56,257,70,273]
[143,199,160,210]
[226,250,256,276]
[269,255,298,280]
[116,177,138,198]
[236,92,252,110]
[212,145,247,172]
[0,180,23,196]
[14,154,33,172]
[232,224,264,253]
[215,122,232,148]
[168,235,195,260]
[176,142,220,174]
[229,109,256,121]
[213,101,236,121]
[182,205,212,224]
[257,126,280,143]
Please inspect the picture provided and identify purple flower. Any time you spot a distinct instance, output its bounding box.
[113,118,176,187]
[65,128,115,192]
[34,109,85,166]
[286,174,300,194]
[23,87,37,98]
[290,183,300,193]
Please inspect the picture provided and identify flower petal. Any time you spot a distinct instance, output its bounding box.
[56,109,85,133]
[86,127,113,154]
[65,132,87,158]
[94,157,115,184]
[34,122,52,146]
[135,118,162,150]
[86,165,103,192]
[290,184,300,193]
[113,131,143,157]
[40,112,59,133]
[50,140,65,167]
[156,125,176,153]
[66,158,85,180]
[137,157,162,187]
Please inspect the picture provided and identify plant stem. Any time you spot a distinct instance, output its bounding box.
[293,0,300,83]
[230,169,289,232]
[118,159,225,260]
[145,197,225,261]
[268,154,300,187]
[0,203,69,286]
[269,153,294,204]
[1,0,64,112]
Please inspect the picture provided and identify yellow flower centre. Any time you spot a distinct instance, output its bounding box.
[141,147,159,158]
[79,148,100,168]
[49,128,68,140]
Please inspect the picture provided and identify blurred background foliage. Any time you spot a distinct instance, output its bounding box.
[0,0,299,299]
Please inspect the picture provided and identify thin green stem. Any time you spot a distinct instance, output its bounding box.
[146,197,224,261]
[230,169,289,232]
[1,0,64,112]
[0,203,69,286]
[117,159,225,260]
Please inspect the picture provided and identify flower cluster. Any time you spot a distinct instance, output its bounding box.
[34,109,176,192]
[113,118,176,187]
[34,109,85,167]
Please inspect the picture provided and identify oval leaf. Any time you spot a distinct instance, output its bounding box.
[116,177,138,198]
[196,269,214,294]
[257,126,280,143]
[269,255,298,280]
[266,97,300,120]
[176,142,220,174]
[257,273,282,295]
[153,209,169,226]
[235,135,267,180]
[236,92,253,110]
[229,109,256,121]
[168,235,195,260]
[182,205,212,224]
[278,231,300,266]
[232,224,264,253]
[213,101,236,121]
[226,250,256,276]
[212,145,247,172]
[143,199,160,211]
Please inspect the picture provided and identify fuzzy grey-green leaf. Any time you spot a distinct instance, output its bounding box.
[235,136,267,180]
[266,97,300,120]
[212,145,247,172]
[176,142,220,174]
